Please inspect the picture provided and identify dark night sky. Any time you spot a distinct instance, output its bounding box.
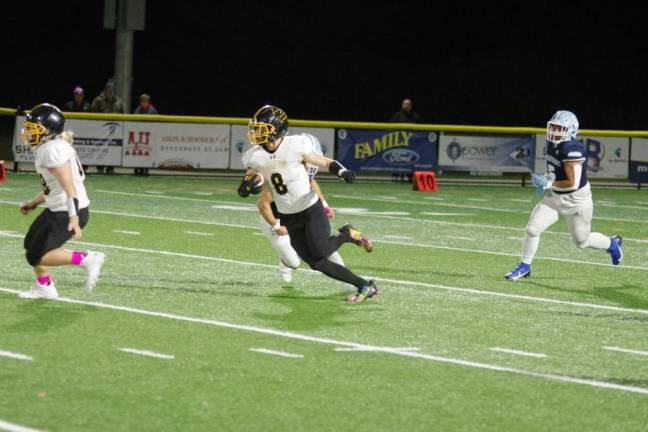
[2,1,647,129]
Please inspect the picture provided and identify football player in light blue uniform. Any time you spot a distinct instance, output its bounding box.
[505,110,623,280]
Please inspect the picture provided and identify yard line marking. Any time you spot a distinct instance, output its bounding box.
[1,235,648,315]
[420,212,472,216]
[335,347,420,352]
[489,347,547,358]
[384,235,413,240]
[95,189,234,205]
[375,238,648,271]
[211,204,258,212]
[0,419,46,432]
[603,346,648,357]
[509,198,532,203]
[2,199,647,243]
[113,230,140,235]
[597,203,648,211]
[507,237,525,241]
[466,198,488,202]
[249,348,304,359]
[184,231,215,237]
[0,188,13,192]
[0,287,645,395]
[0,350,33,361]
[377,195,398,200]
[454,236,476,241]
[119,348,175,360]
[193,191,214,196]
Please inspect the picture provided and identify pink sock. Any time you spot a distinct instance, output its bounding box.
[71,251,87,265]
[36,275,51,286]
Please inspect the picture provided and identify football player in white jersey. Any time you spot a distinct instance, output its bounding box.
[255,133,344,283]
[239,105,377,303]
[505,110,623,280]
[17,103,106,299]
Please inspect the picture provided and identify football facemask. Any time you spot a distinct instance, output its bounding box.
[21,121,48,146]
[248,119,276,146]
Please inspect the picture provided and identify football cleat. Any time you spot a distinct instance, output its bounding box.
[81,251,106,293]
[278,261,293,283]
[18,282,59,300]
[348,280,378,304]
[339,224,373,252]
[607,235,623,265]
[505,262,531,281]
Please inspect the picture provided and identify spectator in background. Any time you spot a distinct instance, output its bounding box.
[133,93,158,114]
[390,98,421,123]
[64,85,91,112]
[390,98,421,182]
[91,78,124,174]
[133,93,157,176]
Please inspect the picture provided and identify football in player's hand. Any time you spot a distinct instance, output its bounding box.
[247,174,264,195]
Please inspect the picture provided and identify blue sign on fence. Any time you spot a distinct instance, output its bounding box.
[336,129,438,172]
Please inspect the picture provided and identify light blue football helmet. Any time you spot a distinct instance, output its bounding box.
[546,110,579,144]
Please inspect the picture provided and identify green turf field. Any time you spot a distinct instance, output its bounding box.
[1,173,647,432]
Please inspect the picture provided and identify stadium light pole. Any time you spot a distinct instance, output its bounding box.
[104,0,146,112]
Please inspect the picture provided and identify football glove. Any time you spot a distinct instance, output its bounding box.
[329,161,355,183]
[531,174,552,195]
[237,174,264,198]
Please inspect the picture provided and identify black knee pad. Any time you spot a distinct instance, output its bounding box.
[26,250,41,267]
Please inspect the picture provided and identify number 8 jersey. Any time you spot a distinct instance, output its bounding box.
[35,138,90,212]
[242,134,317,214]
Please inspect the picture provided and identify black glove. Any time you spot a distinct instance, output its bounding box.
[237,174,263,198]
[329,161,355,183]
[237,178,250,197]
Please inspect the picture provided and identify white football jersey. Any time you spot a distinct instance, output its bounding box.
[303,134,322,181]
[35,138,90,212]
[242,134,317,214]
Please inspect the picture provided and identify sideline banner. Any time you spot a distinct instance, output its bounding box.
[439,133,535,173]
[228,126,336,170]
[123,122,230,169]
[13,115,123,165]
[534,135,629,178]
[335,129,438,172]
[630,138,648,183]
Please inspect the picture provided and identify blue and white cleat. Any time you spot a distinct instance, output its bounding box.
[607,235,623,265]
[505,262,531,281]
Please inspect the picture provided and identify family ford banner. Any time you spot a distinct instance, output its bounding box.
[438,133,535,173]
[13,115,123,165]
[228,125,335,170]
[122,122,230,169]
[335,129,438,172]
[630,138,648,183]
[534,135,629,179]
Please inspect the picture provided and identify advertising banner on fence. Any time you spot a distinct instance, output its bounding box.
[229,125,336,170]
[13,115,123,165]
[534,135,629,178]
[335,129,438,172]
[438,133,535,173]
[123,122,230,169]
[630,137,648,183]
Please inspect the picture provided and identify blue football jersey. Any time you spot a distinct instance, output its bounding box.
[545,139,588,193]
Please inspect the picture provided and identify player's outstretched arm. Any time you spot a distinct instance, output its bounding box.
[303,152,354,183]
[310,178,334,218]
[256,185,287,236]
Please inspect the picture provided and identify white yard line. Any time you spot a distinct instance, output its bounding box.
[95,189,236,206]
[453,236,476,241]
[603,346,648,357]
[184,231,215,236]
[249,348,304,359]
[466,198,488,202]
[420,212,472,216]
[1,234,647,315]
[1,199,647,243]
[0,286,644,395]
[0,350,33,361]
[335,347,420,352]
[0,188,13,192]
[384,235,413,240]
[509,198,532,203]
[119,347,175,360]
[193,191,214,196]
[0,419,46,432]
[489,347,547,358]
[112,230,140,235]
[507,237,525,241]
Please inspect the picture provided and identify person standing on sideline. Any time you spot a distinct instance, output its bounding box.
[505,110,623,281]
[389,98,421,123]
[64,85,91,112]
[133,93,158,114]
[91,78,124,174]
[18,103,106,299]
